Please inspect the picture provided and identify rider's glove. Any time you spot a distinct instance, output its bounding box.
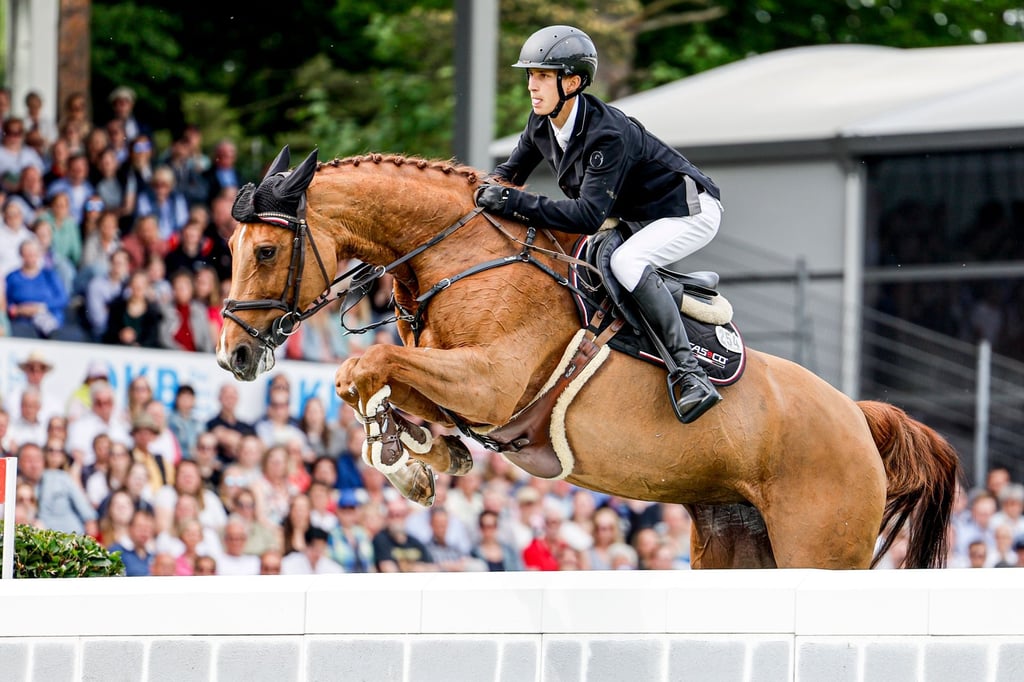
[474,184,510,213]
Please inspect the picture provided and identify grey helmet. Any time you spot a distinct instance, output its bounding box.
[512,25,598,117]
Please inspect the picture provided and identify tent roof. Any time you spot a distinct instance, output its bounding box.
[491,42,1024,159]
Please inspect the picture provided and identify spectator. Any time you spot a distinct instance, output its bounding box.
[121,134,155,193]
[192,431,223,493]
[31,218,76,295]
[9,165,47,223]
[159,268,215,352]
[281,526,344,575]
[216,517,261,576]
[0,117,45,193]
[206,382,256,463]
[57,92,91,147]
[992,483,1024,539]
[105,118,129,166]
[230,486,281,556]
[160,134,208,206]
[171,518,206,576]
[967,539,988,569]
[38,191,82,268]
[202,138,241,202]
[956,492,999,560]
[7,387,48,448]
[153,459,227,536]
[205,189,235,281]
[608,543,639,570]
[990,523,1017,567]
[97,488,136,548]
[16,441,97,535]
[327,489,375,573]
[373,497,436,573]
[298,397,341,461]
[44,137,71,184]
[194,555,217,576]
[153,493,222,560]
[66,379,131,466]
[86,441,133,510]
[254,388,308,450]
[658,504,693,569]
[145,252,173,305]
[308,480,338,532]
[92,145,137,228]
[135,165,189,240]
[110,508,157,577]
[120,214,165,272]
[192,264,224,342]
[164,217,213,276]
[46,152,94,224]
[103,269,163,347]
[633,527,662,570]
[79,432,113,493]
[83,126,112,171]
[167,384,202,459]
[255,445,298,526]
[282,493,312,555]
[586,506,626,570]
[522,504,567,571]
[4,350,63,422]
[123,375,154,424]
[14,482,44,529]
[24,91,58,149]
[107,86,147,142]
[85,247,130,340]
[0,199,33,279]
[5,238,69,339]
[144,398,184,470]
[259,550,283,575]
[77,207,122,291]
[471,509,522,571]
[130,412,175,496]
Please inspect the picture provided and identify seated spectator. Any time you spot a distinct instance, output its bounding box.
[164,217,213,276]
[230,486,281,556]
[282,493,312,556]
[86,441,133,509]
[587,506,627,571]
[253,444,298,527]
[121,134,155,194]
[424,507,479,572]
[110,508,157,577]
[153,459,228,536]
[77,207,121,292]
[154,494,223,560]
[14,481,45,529]
[31,219,76,295]
[16,441,97,535]
[102,269,163,347]
[328,489,375,573]
[97,488,136,548]
[192,431,223,492]
[206,382,256,463]
[0,117,45,193]
[308,480,338,532]
[45,151,94,224]
[254,387,308,451]
[194,555,217,576]
[150,552,177,577]
[259,550,283,575]
[192,264,224,342]
[6,238,71,340]
[299,397,343,461]
[130,412,175,497]
[167,384,203,459]
[57,92,91,150]
[992,483,1024,540]
[0,199,33,280]
[9,165,46,224]
[216,517,261,576]
[373,497,436,573]
[135,165,189,240]
[141,398,184,470]
[281,526,344,575]
[92,145,136,228]
[160,133,209,207]
[522,504,568,571]
[24,90,58,149]
[120,214,167,272]
[158,268,214,352]
[7,387,48,448]
[5,350,64,424]
[66,379,132,467]
[85,247,130,340]
[108,86,148,143]
[471,509,522,572]
[38,191,82,268]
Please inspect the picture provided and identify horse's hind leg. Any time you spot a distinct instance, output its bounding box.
[686,503,777,569]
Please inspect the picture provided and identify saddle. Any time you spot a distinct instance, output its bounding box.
[571,226,746,385]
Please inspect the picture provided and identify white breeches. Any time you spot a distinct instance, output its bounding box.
[609,192,722,292]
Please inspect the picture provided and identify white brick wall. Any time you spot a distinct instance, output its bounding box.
[1,569,1022,681]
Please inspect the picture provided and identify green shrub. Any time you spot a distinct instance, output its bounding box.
[0,522,124,578]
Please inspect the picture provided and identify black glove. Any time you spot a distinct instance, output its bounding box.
[474,184,510,213]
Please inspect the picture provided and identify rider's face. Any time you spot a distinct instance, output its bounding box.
[526,69,581,117]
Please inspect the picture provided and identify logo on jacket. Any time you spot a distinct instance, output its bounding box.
[589,151,604,168]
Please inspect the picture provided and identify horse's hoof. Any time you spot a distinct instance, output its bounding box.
[443,435,474,476]
[385,460,436,507]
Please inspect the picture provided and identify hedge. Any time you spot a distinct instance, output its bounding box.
[0,522,124,578]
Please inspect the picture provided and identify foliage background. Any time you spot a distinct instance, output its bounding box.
[89,0,1024,174]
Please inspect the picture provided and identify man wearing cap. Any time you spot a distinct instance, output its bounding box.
[108,86,146,142]
[66,379,132,467]
[6,350,63,422]
[328,489,375,572]
[130,411,174,496]
[66,360,114,422]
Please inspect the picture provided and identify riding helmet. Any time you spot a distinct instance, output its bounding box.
[512,25,598,89]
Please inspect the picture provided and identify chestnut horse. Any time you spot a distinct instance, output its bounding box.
[217,147,962,569]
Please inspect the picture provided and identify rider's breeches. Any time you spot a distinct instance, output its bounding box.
[610,192,722,292]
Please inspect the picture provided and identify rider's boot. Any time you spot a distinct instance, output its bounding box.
[631,266,721,424]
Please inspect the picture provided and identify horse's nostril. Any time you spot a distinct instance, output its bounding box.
[232,344,251,371]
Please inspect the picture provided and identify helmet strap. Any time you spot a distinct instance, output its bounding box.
[548,72,582,119]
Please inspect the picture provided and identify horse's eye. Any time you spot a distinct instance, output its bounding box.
[257,246,277,261]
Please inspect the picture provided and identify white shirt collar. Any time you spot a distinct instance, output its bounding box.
[549,96,581,152]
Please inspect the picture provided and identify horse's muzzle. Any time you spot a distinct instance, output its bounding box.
[216,339,265,382]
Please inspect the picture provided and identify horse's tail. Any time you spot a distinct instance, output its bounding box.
[858,400,964,569]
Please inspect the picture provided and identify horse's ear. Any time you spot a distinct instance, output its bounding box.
[276,148,319,201]
[263,145,292,181]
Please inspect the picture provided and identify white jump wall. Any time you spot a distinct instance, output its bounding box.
[2,569,1023,681]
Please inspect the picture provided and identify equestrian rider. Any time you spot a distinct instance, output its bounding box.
[475,25,723,423]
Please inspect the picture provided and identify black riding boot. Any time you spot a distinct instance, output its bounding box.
[631,266,721,423]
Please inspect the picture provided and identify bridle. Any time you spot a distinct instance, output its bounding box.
[222,199,603,356]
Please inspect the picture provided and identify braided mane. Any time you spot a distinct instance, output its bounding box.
[318,153,484,186]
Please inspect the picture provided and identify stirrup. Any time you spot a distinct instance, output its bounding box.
[666,371,721,424]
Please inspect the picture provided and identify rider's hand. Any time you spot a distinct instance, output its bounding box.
[474,184,510,213]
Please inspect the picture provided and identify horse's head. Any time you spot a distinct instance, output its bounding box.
[217,146,338,381]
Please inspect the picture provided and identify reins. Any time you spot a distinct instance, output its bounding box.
[225,199,605,353]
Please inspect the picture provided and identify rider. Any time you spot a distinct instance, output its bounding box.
[475,25,723,423]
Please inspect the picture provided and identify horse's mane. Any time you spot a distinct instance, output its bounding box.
[318,153,485,186]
